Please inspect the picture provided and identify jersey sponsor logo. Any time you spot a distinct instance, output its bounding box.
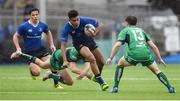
[72,31,75,34]
[28,29,33,33]
[26,35,41,38]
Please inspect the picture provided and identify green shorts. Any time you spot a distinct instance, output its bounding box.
[125,55,154,66]
[50,54,65,70]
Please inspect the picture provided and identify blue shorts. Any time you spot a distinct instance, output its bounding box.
[73,41,98,52]
[24,46,49,64]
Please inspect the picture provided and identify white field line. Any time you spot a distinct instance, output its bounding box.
[0,77,179,81]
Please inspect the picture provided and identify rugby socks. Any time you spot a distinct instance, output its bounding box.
[20,53,37,62]
[157,72,171,89]
[48,73,65,84]
[95,74,105,85]
[52,71,59,85]
[114,65,124,88]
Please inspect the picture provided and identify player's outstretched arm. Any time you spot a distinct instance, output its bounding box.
[147,41,166,67]
[106,41,122,64]
[76,62,92,80]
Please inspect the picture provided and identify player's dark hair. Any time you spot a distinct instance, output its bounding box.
[68,10,79,19]
[125,16,137,25]
[28,8,39,15]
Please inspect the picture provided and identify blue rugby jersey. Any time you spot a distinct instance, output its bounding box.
[60,16,99,44]
[17,20,49,52]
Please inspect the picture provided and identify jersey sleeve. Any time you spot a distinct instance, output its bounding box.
[143,30,151,41]
[17,24,25,36]
[43,23,50,33]
[117,28,127,44]
[60,24,69,42]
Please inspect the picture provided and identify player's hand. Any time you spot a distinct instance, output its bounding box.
[106,58,112,64]
[76,72,86,80]
[62,61,69,67]
[158,59,166,67]
[89,29,96,37]
[50,45,56,52]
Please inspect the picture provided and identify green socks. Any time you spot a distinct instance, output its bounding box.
[52,71,59,85]
[157,72,172,89]
[49,73,64,84]
[20,53,37,62]
[114,65,124,87]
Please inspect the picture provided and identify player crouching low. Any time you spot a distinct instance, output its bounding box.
[11,47,108,91]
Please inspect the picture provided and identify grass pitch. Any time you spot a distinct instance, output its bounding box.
[0,64,180,100]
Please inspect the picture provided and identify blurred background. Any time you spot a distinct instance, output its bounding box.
[0,0,180,64]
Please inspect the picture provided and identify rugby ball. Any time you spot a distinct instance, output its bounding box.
[84,24,96,36]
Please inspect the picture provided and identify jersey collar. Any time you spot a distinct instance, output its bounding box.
[68,19,80,29]
[28,20,39,27]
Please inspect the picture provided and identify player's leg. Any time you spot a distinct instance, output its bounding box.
[43,69,73,86]
[80,46,109,91]
[92,47,105,74]
[40,55,61,89]
[112,56,132,93]
[58,69,73,85]
[28,63,41,80]
[147,62,175,93]
[11,52,52,69]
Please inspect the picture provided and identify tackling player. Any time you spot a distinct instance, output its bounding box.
[106,16,175,93]
[10,47,97,88]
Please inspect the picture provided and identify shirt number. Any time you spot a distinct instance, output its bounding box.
[132,29,144,41]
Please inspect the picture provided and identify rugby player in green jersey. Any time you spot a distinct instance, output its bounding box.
[106,16,175,93]
[11,47,93,87]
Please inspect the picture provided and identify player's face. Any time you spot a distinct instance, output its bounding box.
[69,16,80,27]
[122,21,128,27]
[30,11,40,23]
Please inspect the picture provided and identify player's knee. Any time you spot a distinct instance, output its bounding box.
[31,70,40,76]
[154,69,161,75]
[88,55,96,64]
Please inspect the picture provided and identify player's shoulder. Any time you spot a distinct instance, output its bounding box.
[39,21,48,26]
[80,16,96,22]
[19,21,29,27]
[63,22,73,31]
[120,27,129,33]
[18,21,29,29]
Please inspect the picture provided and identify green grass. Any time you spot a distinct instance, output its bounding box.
[0,64,180,100]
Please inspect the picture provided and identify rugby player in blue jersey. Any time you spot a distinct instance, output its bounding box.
[60,9,109,91]
[12,8,62,89]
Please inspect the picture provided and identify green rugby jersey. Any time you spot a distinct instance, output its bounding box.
[50,47,85,70]
[117,26,152,61]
